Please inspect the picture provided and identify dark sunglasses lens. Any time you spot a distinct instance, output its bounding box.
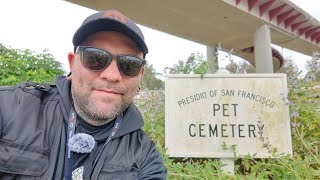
[118,56,143,76]
[81,47,111,71]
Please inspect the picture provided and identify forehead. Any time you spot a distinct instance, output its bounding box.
[81,31,141,52]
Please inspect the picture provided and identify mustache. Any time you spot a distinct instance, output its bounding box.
[91,82,126,94]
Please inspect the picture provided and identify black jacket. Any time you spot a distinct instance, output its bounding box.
[0,76,166,179]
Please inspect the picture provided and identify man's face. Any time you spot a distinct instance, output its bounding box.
[68,31,144,125]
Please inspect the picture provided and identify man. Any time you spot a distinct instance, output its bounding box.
[0,10,166,179]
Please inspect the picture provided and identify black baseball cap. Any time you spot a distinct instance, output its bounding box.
[72,9,148,57]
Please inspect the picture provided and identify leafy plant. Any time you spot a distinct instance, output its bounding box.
[140,62,164,90]
[0,44,65,86]
[165,52,209,78]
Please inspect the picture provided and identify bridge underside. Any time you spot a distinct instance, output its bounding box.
[66,0,320,70]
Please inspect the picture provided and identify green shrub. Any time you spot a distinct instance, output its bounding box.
[0,44,65,86]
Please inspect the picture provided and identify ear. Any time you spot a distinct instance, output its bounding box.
[68,52,75,71]
[67,52,75,80]
[140,67,145,76]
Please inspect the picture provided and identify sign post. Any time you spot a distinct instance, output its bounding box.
[216,69,234,175]
[220,158,234,174]
[165,74,292,174]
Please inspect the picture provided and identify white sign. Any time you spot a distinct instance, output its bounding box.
[165,74,292,158]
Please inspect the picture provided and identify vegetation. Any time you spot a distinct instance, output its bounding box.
[141,62,164,90]
[165,53,208,75]
[0,44,65,86]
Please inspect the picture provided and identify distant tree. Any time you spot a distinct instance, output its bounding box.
[0,44,65,86]
[141,63,164,90]
[165,52,207,74]
[277,58,298,73]
[304,52,320,82]
[238,61,255,73]
[166,52,259,76]
[225,60,255,74]
[166,60,191,74]
[277,57,300,80]
[225,61,239,74]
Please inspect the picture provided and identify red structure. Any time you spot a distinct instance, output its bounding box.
[269,4,286,21]
[233,0,320,45]
[260,0,276,16]
[248,0,259,11]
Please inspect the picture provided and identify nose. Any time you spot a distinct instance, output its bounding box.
[99,59,122,82]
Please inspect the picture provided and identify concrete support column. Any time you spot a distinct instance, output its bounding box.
[254,25,274,73]
[206,45,219,73]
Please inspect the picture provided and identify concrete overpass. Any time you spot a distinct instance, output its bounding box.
[66,0,320,72]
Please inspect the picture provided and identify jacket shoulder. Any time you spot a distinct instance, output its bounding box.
[0,82,59,122]
[0,82,58,100]
[0,82,64,179]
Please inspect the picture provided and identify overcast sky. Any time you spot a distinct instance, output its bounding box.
[0,0,319,74]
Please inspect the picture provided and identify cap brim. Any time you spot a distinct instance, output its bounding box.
[72,18,148,55]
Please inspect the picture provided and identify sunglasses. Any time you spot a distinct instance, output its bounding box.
[77,46,146,77]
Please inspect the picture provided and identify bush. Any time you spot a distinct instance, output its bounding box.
[0,44,65,86]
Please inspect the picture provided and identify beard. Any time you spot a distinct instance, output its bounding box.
[71,78,139,125]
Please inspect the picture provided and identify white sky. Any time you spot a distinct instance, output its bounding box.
[0,0,319,74]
